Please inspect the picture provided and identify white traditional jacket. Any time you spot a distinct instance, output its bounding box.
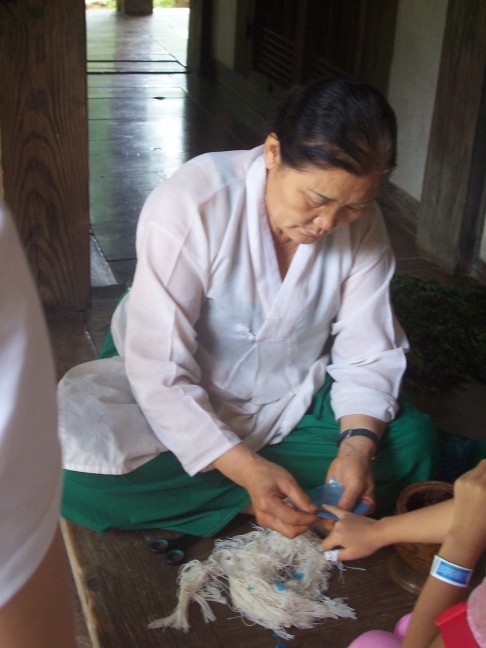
[59,147,407,476]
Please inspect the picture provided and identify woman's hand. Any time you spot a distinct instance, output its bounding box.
[327,415,384,514]
[325,437,376,513]
[213,444,318,538]
[244,457,320,538]
[321,505,382,560]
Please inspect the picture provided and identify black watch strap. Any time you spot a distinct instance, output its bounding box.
[336,428,380,449]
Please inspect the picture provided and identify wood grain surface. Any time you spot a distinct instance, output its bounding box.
[0,0,90,308]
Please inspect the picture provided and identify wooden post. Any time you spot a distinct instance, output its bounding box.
[416,0,486,273]
[117,0,153,16]
[0,0,90,310]
[187,0,213,74]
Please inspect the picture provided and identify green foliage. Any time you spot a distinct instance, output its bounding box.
[391,274,486,393]
[88,0,178,7]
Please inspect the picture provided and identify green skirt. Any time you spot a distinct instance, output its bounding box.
[62,374,439,537]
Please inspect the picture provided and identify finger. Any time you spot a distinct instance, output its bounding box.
[321,534,340,551]
[314,518,335,534]
[321,503,346,518]
[360,494,376,516]
[337,489,361,511]
[285,484,318,514]
[271,497,318,526]
[256,498,317,537]
[261,512,315,539]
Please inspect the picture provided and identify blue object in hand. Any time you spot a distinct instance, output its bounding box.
[307,478,370,520]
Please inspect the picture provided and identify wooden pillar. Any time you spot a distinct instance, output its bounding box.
[416,0,486,273]
[117,0,153,16]
[187,0,213,74]
[0,0,90,310]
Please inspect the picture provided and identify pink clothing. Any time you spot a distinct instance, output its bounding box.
[468,576,486,647]
[347,613,411,647]
[436,601,479,647]
[435,576,486,648]
[347,578,485,648]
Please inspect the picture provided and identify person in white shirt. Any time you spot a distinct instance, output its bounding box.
[0,202,76,647]
[59,76,437,540]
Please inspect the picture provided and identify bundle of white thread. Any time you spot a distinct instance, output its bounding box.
[148,526,355,640]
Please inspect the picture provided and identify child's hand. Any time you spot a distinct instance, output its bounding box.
[320,504,382,561]
[449,459,486,557]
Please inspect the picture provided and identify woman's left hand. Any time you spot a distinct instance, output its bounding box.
[325,438,376,513]
[323,416,384,515]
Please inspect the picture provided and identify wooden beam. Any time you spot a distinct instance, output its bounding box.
[416,0,486,273]
[0,0,90,310]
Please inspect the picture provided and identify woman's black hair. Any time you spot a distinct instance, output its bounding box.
[269,76,397,176]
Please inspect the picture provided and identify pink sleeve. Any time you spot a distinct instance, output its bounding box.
[467,576,486,648]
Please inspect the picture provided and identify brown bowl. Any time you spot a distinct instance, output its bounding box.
[388,480,454,594]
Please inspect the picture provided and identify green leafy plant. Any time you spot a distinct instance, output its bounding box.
[391,274,486,393]
[87,1,179,7]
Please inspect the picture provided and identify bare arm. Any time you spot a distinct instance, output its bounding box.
[403,459,486,648]
[321,498,454,560]
[0,527,77,648]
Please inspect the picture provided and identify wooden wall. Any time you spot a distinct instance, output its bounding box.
[0,0,90,310]
[417,0,486,274]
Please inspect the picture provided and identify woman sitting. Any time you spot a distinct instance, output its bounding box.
[59,76,437,539]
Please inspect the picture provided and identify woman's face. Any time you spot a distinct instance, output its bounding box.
[263,134,384,245]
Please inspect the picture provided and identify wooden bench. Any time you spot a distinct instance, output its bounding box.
[61,515,420,648]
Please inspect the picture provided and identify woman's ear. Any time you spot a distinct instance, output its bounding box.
[263,133,281,170]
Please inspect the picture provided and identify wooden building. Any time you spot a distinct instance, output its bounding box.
[1,3,485,646]
[0,0,485,312]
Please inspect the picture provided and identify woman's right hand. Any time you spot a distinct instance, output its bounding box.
[213,444,318,538]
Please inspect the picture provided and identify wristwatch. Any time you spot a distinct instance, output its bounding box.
[336,428,380,452]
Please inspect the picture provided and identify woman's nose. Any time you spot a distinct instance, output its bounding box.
[313,205,341,230]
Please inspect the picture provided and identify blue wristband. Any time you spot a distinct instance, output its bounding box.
[430,554,473,588]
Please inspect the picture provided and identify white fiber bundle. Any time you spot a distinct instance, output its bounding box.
[148,526,355,639]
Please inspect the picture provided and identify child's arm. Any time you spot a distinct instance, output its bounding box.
[402,460,486,648]
[321,498,454,560]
